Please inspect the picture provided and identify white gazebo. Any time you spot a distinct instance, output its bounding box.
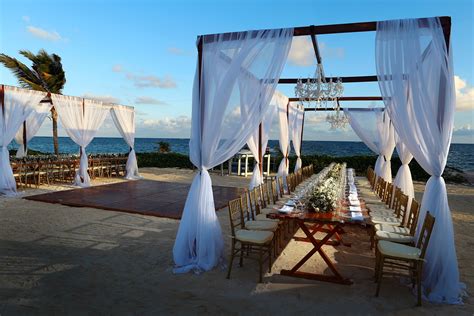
[172,16,464,304]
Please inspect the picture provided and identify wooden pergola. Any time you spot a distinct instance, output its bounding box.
[195,16,452,175]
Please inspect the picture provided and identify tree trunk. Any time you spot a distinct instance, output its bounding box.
[51,107,59,155]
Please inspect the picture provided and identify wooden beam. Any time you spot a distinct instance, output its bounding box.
[289,96,383,102]
[200,16,450,41]
[279,75,378,84]
[309,25,323,65]
[304,107,382,112]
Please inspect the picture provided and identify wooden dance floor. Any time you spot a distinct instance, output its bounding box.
[25,179,245,220]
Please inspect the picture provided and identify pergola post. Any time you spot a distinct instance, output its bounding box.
[300,107,305,159]
[258,123,263,176]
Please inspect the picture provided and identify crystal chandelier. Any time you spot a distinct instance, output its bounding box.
[326,111,349,130]
[294,63,344,109]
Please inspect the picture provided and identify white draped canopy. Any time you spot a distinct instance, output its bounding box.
[0,86,46,195]
[289,102,304,172]
[52,95,110,187]
[374,111,396,183]
[14,100,53,158]
[376,17,463,303]
[173,28,293,273]
[276,92,290,185]
[111,105,141,180]
[246,95,276,190]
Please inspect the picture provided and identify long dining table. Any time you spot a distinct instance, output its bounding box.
[268,191,370,285]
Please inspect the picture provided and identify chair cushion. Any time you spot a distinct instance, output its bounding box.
[369,208,395,216]
[375,231,414,243]
[378,240,421,260]
[371,216,402,225]
[260,208,277,215]
[375,224,411,235]
[245,220,278,231]
[235,229,273,244]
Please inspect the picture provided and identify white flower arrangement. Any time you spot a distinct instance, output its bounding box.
[306,163,346,213]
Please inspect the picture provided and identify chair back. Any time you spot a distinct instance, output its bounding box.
[391,187,402,216]
[262,182,271,205]
[277,177,285,197]
[416,212,436,260]
[286,175,292,194]
[407,199,421,235]
[270,179,278,203]
[398,193,409,223]
[240,191,251,221]
[255,186,264,214]
[248,187,258,220]
[227,198,244,237]
[384,182,393,206]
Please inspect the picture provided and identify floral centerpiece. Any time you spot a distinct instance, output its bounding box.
[306,163,346,213]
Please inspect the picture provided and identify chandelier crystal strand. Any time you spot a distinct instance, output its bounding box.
[326,110,349,130]
[295,63,344,110]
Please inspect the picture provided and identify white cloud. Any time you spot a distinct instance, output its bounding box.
[112,64,123,73]
[125,72,177,89]
[454,76,474,111]
[288,37,314,67]
[168,47,186,55]
[26,26,62,42]
[140,115,191,136]
[135,96,167,105]
[81,93,120,104]
[288,37,344,67]
[22,16,30,22]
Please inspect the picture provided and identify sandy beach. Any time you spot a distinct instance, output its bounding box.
[0,167,472,315]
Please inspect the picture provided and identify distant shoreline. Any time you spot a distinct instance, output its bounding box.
[30,136,474,145]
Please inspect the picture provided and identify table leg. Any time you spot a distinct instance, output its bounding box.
[293,223,351,247]
[280,220,352,285]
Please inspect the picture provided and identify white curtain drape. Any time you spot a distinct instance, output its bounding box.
[173,28,293,273]
[289,102,304,172]
[393,134,414,201]
[0,86,45,196]
[376,17,463,303]
[246,98,276,190]
[14,101,52,158]
[344,108,394,182]
[52,95,110,187]
[275,91,290,185]
[344,108,381,154]
[375,111,396,182]
[111,105,140,180]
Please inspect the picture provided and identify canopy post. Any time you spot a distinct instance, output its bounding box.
[300,107,305,158]
[258,123,263,176]
[0,85,4,117]
[286,101,289,167]
[23,121,27,153]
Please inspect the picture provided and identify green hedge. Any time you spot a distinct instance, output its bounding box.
[136,152,194,169]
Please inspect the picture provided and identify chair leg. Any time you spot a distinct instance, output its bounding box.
[226,241,236,279]
[239,243,244,267]
[417,262,423,306]
[258,246,263,283]
[268,244,272,273]
[375,255,384,297]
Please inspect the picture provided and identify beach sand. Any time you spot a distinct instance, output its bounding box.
[0,167,472,315]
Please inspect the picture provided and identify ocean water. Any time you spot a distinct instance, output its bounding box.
[8,136,474,172]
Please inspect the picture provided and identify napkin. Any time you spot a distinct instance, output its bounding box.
[349,199,360,206]
[351,212,364,221]
[278,205,294,213]
[349,206,362,212]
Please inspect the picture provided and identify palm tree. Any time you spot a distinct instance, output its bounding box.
[0,49,66,155]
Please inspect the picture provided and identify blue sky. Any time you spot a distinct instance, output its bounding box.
[1,0,473,143]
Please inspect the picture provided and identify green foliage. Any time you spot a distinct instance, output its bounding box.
[0,49,66,93]
[136,152,193,169]
[157,141,171,153]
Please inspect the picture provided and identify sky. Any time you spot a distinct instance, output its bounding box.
[0,0,473,143]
